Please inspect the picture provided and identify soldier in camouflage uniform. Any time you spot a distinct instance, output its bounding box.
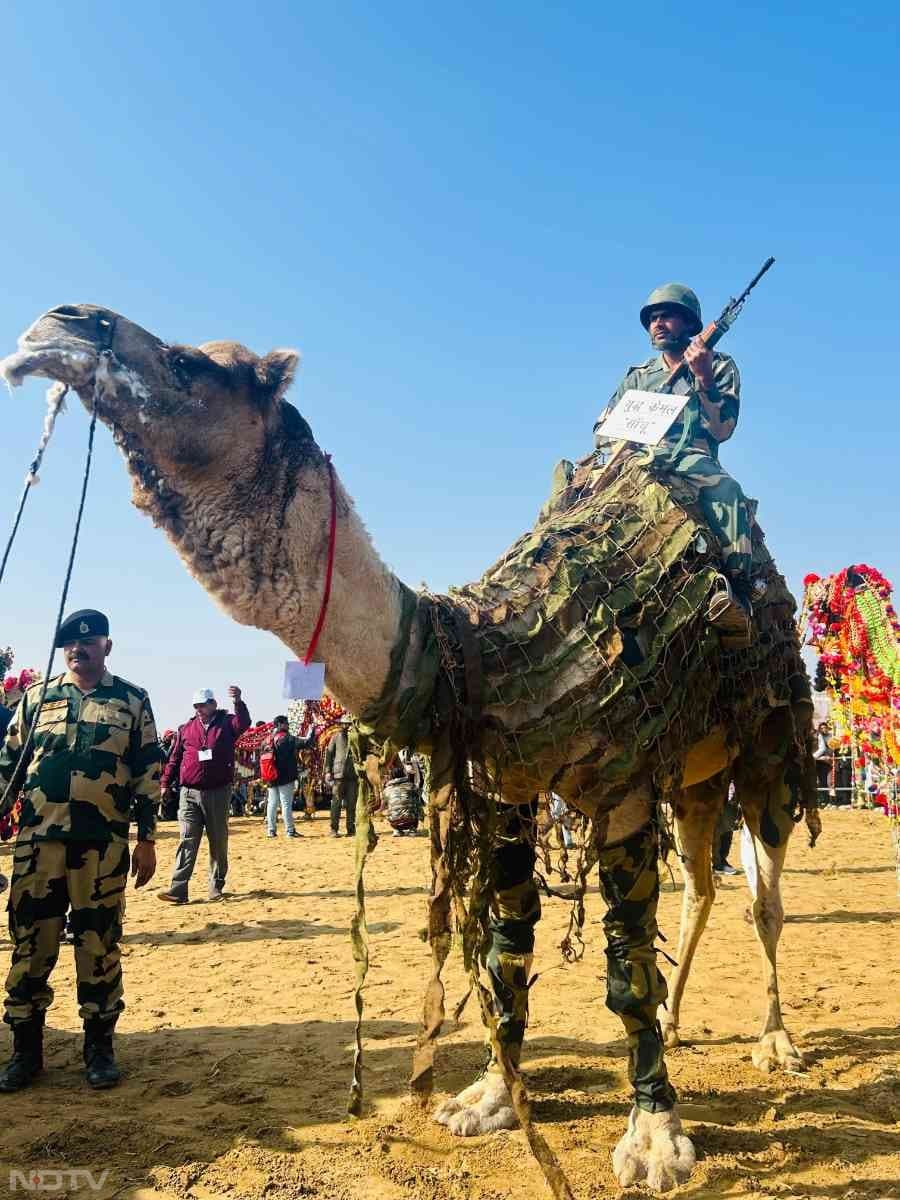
[0,609,160,1091]
[594,283,754,643]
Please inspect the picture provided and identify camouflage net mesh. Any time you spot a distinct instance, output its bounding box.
[363,446,811,814]
[352,447,814,1199]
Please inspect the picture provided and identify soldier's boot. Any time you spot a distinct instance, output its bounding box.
[83,1018,121,1089]
[0,1014,45,1092]
[707,574,752,649]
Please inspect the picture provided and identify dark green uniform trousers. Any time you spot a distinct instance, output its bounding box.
[665,448,753,584]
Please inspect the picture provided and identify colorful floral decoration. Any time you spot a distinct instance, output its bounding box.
[3,667,40,711]
[1,657,41,843]
[800,565,899,889]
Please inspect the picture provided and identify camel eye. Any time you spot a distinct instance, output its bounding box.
[171,352,194,382]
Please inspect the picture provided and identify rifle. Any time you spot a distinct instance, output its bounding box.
[588,258,775,485]
[663,256,775,392]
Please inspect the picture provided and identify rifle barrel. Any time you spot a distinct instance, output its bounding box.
[743,256,775,298]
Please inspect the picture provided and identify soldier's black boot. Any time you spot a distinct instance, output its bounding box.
[83,1018,121,1089]
[0,1014,45,1092]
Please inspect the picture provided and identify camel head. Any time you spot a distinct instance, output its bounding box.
[0,305,346,636]
[1,305,406,710]
[1,304,313,516]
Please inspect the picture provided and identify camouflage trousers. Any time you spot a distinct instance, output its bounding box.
[666,448,753,584]
[597,822,676,1111]
[486,804,541,1068]
[486,812,676,1112]
[5,838,128,1026]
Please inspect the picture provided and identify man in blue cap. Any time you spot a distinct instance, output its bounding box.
[0,609,161,1092]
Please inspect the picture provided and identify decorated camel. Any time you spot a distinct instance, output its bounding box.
[2,305,818,1194]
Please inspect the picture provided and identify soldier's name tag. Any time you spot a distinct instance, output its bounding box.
[597,389,689,446]
[198,749,213,762]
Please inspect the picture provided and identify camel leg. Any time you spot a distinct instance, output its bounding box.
[433,804,537,1135]
[658,780,723,1050]
[600,821,695,1193]
[742,789,804,1073]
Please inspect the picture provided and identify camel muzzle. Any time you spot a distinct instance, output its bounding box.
[0,304,119,393]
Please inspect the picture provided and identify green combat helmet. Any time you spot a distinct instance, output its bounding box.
[639,283,703,336]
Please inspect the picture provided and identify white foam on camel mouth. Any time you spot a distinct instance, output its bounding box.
[0,343,97,392]
[1,341,153,410]
[1,340,164,491]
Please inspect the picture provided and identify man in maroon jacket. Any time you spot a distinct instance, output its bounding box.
[157,686,250,904]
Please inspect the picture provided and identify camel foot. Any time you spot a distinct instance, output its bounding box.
[433,1072,517,1136]
[612,1106,696,1193]
[752,1028,804,1074]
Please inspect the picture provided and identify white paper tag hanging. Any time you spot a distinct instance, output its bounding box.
[596,389,689,446]
[283,661,326,700]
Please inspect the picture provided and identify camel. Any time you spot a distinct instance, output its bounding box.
[2,304,819,1194]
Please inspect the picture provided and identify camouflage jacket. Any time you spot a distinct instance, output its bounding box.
[0,670,160,844]
[594,351,740,458]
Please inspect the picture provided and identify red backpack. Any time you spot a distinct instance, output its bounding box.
[259,744,279,784]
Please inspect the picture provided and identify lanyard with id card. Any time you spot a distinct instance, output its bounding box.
[198,717,214,762]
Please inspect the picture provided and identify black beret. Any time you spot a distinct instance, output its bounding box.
[56,609,110,647]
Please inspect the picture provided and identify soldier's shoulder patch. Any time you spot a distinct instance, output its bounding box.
[627,356,658,375]
[109,675,149,702]
[25,674,63,701]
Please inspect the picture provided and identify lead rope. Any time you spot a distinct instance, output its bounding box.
[0,381,69,589]
[0,385,99,818]
[303,453,337,665]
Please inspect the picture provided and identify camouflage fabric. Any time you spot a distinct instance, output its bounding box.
[360,444,812,824]
[480,806,675,1111]
[0,670,160,843]
[5,838,128,1025]
[595,351,751,581]
[485,803,541,1067]
[449,454,810,813]
[594,350,740,459]
[597,822,676,1112]
[661,448,752,582]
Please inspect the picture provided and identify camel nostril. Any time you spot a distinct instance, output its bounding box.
[48,305,88,319]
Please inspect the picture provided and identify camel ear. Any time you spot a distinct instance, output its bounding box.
[257,349,300,402]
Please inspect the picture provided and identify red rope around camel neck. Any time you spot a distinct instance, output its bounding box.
[303,454,337,665]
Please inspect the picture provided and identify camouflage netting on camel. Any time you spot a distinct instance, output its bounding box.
[350,448,814,1191]
[361,448,812,817]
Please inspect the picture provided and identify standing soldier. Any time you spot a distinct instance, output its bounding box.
[594,283,754,645]
[0,609,159,1091]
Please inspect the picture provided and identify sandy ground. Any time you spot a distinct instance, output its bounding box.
[0,807,897,1200]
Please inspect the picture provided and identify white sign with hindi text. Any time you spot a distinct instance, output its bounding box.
[596,388,689,446]
[283,660,326,700]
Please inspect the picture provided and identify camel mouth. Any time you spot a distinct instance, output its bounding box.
[0,341,99,395]
[1,334,173,504]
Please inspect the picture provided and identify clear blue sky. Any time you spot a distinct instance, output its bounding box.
[1,3,896,729]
